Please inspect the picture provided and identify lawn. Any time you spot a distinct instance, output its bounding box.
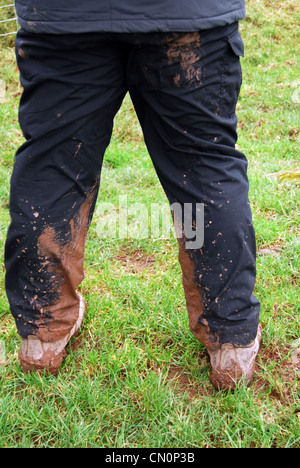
[0,0,299,448]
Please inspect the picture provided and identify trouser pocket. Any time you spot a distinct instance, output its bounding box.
[218,30,244,117]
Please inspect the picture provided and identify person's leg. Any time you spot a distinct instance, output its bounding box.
[127,25,261,387]
[5,30,127,371]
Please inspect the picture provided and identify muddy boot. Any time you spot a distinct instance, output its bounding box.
[19,293,86,375]
[208,325,262,390]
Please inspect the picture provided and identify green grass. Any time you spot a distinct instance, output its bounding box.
[0,0,299,448]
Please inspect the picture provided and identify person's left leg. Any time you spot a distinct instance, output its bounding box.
[126,24,261,388]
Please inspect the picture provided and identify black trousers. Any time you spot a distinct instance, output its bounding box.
[5,23,260,349]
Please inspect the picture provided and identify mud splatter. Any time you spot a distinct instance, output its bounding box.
[178,239,219,351]
[18,48,29,60]
[35,185,97,342]
[164,32,202,88]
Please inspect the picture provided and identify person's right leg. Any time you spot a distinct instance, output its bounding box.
[5,31,127,372]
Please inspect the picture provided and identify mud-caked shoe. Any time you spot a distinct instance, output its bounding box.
[208,325,262,390]
[19,293,86,375]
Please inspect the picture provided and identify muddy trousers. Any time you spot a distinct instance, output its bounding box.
[5,23,260,350]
